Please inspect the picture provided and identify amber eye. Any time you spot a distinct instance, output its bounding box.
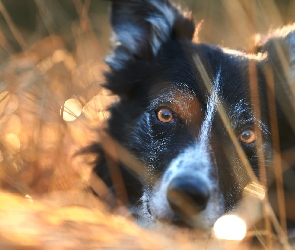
[156,108,173,123]
[239,130,256,144]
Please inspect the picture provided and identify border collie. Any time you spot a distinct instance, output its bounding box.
[88,0,295,234]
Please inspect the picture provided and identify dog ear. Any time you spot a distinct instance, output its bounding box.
[105,0,195,70]
[253,25,295,150]
[252,24,295,84]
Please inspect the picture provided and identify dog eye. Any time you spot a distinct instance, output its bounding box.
[156,108,173,123]
[239,130,256,144]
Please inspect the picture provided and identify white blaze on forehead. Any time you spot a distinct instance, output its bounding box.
[199,69,221,148]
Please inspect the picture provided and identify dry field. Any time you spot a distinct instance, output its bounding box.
[0,0,295,249]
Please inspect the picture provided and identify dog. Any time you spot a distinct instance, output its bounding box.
[87,0,295,236]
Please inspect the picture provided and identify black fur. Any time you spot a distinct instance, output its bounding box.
[89,0,295,236]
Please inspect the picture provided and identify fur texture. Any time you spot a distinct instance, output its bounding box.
[90,0,295,233]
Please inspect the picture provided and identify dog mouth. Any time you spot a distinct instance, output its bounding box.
[160,217,195,229]
[145,199,187,227]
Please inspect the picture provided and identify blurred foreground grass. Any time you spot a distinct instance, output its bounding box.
[0,0,294,249]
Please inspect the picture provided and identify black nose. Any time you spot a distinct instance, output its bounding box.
[167,176,210,218]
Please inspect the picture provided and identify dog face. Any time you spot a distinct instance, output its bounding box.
[93,0,295,230]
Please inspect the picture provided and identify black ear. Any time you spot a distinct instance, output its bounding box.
[253,24,295,83]
[253,25,295,150]
[105,0,195,70]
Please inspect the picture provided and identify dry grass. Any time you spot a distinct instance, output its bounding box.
[0,0,294,249]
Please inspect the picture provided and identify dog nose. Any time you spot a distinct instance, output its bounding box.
[167,176,210,218]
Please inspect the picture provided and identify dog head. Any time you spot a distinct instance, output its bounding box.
[97,0,295,229]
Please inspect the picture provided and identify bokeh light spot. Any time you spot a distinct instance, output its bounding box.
[62,98,82,121]
[3,133,21,152]
[213,215,247,241]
